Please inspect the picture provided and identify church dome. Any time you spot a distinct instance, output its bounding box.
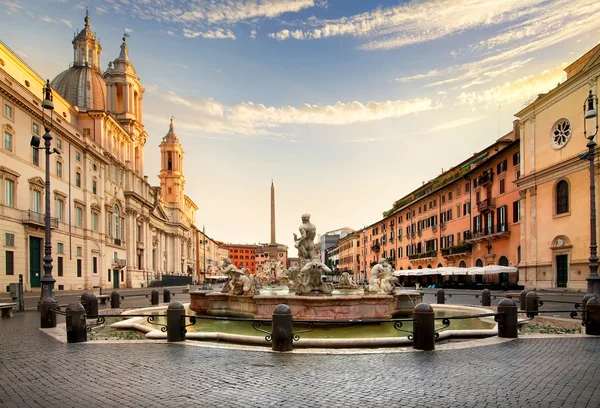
[51,66,106,110]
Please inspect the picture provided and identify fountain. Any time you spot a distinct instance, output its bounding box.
[190,214,423,320]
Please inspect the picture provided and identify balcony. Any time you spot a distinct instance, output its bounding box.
[371,243,381,252]
[112,258,127,269]
[441,243,473,257]
[477,198,496,213]
[441,222,447,230]
[408,250,437,261]
[22,210,58,229]
[470,223,510,241]
[411,232,416,238]
[389,237,394,243]
[114,238,122,246]
[397,234,403,241]
[417,229,422,237]
[432,224,438,232]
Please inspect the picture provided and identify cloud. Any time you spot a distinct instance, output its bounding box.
[41,15,58,24]
[457,64,567,108]
[183,28,236,40]
[167,30,175,36]
[60,19,72,27]
[96,6,108,14]
[148,90,434,138]
[396,70,443,83]
[124,27,134,33]
[250,29,257,39]
[429,115,487,131]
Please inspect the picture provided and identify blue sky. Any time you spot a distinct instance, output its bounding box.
[2,0,600,250]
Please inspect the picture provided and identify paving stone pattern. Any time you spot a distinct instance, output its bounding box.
[1,313,599,407]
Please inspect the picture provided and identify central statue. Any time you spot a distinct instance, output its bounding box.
[292,214,334,295]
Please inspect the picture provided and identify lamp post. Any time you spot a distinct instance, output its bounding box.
[582,89,600,335]
[200,226,209,290]
[31,80,60,328]
[363,228,367,286]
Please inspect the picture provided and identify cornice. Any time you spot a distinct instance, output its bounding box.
[516,153,592,189]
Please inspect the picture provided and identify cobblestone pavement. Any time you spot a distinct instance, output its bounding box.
[1,312,599,407]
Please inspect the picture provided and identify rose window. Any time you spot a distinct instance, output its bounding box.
[551,119,571,149]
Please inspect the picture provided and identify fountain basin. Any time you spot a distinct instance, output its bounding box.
[190,290,423,320]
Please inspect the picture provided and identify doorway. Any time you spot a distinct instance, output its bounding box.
[556,254,568,288]
[113,270,120,289]
[29,237,42,288]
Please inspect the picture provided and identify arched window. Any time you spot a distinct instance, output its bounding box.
[459,260,467,268]
[427,264,432,268]
[498,256,509,266]
[556,180,569,214]
[113,205,120,239]
[418,265,423,269]
[437,263,443,268]
[475,258,483,267]
[408,266,412,270]
[399,267,403,270]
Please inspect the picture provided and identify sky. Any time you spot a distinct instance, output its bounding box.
[1,0,600,251]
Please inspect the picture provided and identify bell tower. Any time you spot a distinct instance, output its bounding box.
[158,119,185,204]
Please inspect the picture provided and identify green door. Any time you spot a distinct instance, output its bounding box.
[113,270,120,289]
[556,255,568,288]
[29,237,42,288]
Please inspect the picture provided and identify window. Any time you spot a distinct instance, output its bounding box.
[6,251,14,275]
[57,256,63,277]
[5,179,14,207]
[77,259,82,277]
[497,160,507,174]
[32,190,41,213]
[4,131,13,151]
[433,199,437,208]
[475,191,481,203]
[77,246,82,257]
[4,103,13,119]
[465,182,470,193]
[75,151,81,162]
[56,138,62,150]
[57,242,64,254]
[75,171,81,187]
[550,119,571,149]
[499,179,505,195]
[32,146,39,166]
[474,215,482,233]
[114,206,120,239]
[76,207,83,227]
[57,199,64,222]
[56,161,63,178]
[108,269,111,282]
[92,213,98,232]
[513,152,520,166]
[497,206,507,232]
[463,202,471,216]
[32,122,40,136]
[93,257,98,274]
[513,200,520,223]
[92,180,97,195]
[448,191,453,201]
[441,195,445,204]
[556,180,569,214]
[5,232,15,246]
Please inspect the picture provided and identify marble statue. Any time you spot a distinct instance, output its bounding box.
[366,258,396,294]
[296,259,334,295]
[220,258,256,295]
[337,272,359,289]
[293,213,316,266]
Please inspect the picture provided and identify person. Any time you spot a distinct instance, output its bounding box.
[293,213,316,262]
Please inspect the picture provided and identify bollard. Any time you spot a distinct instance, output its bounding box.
[167,301,186,342]
[151,289,159,305]
[163,288,171,303]
[584,296,600,336]
[65,303,87,343]
[436,288,445,304]
[519,290,530,311]
[85,294,99,319]
[80,292,90,308]
[481,289,491,307]
[272,304,293,352]
[412,303,435,351]
[497,298,518,338]
[110,290,121,309]
[40,297,58,328]
[525,291,539,316]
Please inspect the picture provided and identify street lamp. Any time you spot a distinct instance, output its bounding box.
[31,80,60,328]
[582,89,600,335]
[363,228,367,287]
[199,226,209,290]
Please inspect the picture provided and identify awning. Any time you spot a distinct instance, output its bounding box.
[393,265,518,277]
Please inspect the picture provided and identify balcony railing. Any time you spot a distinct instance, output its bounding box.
[371,243,381,252]
[475,171,493,187]
[441,243,473,257]
[417,229,422,237]
[408,250,437,260]
[432,224,438,232]
[472,223,509,238]
[112,258,127,269]
[22,210,58,229]
[441,222,447,230]
[477,198,496,213]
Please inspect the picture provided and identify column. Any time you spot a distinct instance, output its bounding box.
[123,82,129,113]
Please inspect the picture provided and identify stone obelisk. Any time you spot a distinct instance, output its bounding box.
[270,180,276,245]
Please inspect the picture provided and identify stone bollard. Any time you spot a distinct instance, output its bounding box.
[80,292,90,308]
[525,291,539,316]
[519,290,530,311]
[584,296,600,336]
[163,288,171,303]
[65,303,87,343]
[413,303,435,351]
[436,289,445,304]
[85,294,99,319]
[481,289,491,307]
[497,298,518,338]
[167,301,186,342]
[272,304,294,352]
[40,297,58,329]
[110,290,121,309]
[151,289,159,305]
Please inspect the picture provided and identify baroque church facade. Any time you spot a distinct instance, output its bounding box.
[0,14,198,292]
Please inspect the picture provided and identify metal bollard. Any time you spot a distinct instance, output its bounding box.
[167,301,186,342]
[436,289,445,304]
[519,290,530,311]
[110,290,121,309]
[163,288,171,303]
[65,303,87,343]
[80,292,90,308]
[40,297,58,328]
[497,298,518,338]
[272,304,293,352]
[151,289,159,305]
[412,303,435,351]
[525,291,539,316]
[584,296,600,336]
[85,294,99,318]
[481,289,491,307]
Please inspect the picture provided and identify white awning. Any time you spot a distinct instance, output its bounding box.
[393,265,517,277]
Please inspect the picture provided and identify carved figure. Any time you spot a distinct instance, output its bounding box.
[296,259,334,295]
[337,272,358,289]
[293,214,316,265]
[221,258,256,295]
[367,258,395,294]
